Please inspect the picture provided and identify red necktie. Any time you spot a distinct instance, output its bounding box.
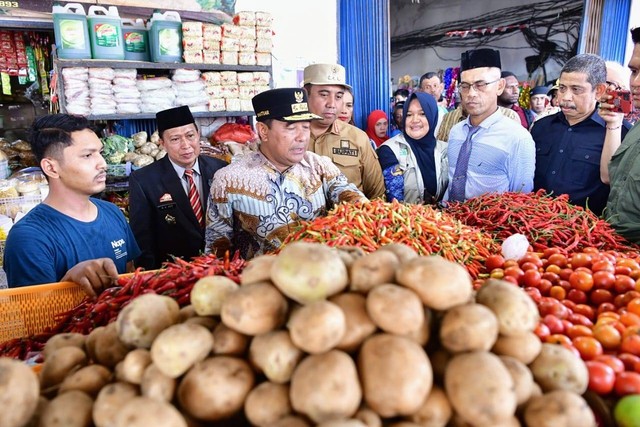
[184,169,204,228]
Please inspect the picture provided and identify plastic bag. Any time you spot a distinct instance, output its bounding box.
[211,123,257,144]
[501,233,530,261]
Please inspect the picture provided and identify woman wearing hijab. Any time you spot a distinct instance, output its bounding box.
[365,110,389,148]
[377,92,448,204]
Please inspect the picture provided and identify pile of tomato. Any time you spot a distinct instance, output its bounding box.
[481,248,640,397]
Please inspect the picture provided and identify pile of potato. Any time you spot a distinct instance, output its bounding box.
[0,241,597,427]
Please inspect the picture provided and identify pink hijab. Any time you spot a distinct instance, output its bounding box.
[366,110,389,147]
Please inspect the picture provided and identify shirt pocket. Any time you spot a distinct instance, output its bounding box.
[535,144,553,176]
[569,147,601,186]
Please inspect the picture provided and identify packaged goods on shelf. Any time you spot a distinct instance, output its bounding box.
[202,23,222,40]
[256,27,273,40]
[239,38,255,52]
[238,52,256,66]
[202,50,220,64]
[225,98,240,111]
[220,71,238,85]
[237,72,253,86]
[88,67,115,115]
[256,38,272,53]
[221,23,243,39]
[202,38,219,52]
[255,11,273,27]
[183,50,203,64]
[113,69,140,114]
[233,11,256,26]
[205,85,222,98]
[220,37,239,52]
[240,99,253,111]
[253,72,270,86]
[208,98,225,112]
[137,76,174,113]
[182,36,204,52]
[182,21,203,37]
[256,53,271,66]
[238,85,255,100]
[255,84,270,95]
[201,71,221,85]
[61,67,90,116]
[221,51,238,65]
[172,69,208,111]
[220,85,239,99]
[239,26,256,40]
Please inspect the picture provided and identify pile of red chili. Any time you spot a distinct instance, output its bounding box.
[0,253,246,360]
[445,190,636,254]
[283,199,499,278]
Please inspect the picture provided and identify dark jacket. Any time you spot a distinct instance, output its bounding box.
[128,155,227,269]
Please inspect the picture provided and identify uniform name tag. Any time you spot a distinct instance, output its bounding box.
[332,147,359,157]
[158,203,177,211]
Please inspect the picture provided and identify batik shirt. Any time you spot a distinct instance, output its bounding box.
[205,150,365,259]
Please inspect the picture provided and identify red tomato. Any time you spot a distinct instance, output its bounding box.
[562,299,577,311]
[489,268,504,279]
[546,264,562,274]
[559,268,574,281]
[615,275,637,294]
[520,253,543,268]
[567,289,588,304]
[591,289,614,305]
[592,260,616,273]
[571,253,593,269]
[597,302,617,315]
[620,312,640,328]
[543,314,565,335]
[568,312,594,328]
[558,279,572,292]
[616,265,633,277]
[548,253,569,268]
[485,254,505,271]
[593,323,622,350]
[574,304,596,322]
[521,269,542,288]
[534,322,551,340]
[573,336,603,360]
[593,354,625,374]
[618,259,640,271]
[593,271,616,291]
[547,334,572,346]
[567,324,593,339]
[542,271,561,285]
[618,353,640,371]
[629,298,640,316]
[543,247,562,258]
[586,361,616,395]
[539,297,570,319]
[537,279,553,295]
[502,275,519,285]
[570,271,594,293]
[614,371,640,396]
[520,262,539,272]
[504,266,525,281]
[621,335,640,356]
[524,287,542,304]
[503,259,519,268]
[549,285,567,301]
[583,247,600,255]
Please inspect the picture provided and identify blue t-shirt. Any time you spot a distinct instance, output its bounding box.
[4,198,141,287]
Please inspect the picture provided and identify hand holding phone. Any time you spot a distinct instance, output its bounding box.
[607,89,633,114]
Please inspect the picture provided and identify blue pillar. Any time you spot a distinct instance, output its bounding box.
[598,0,632,62]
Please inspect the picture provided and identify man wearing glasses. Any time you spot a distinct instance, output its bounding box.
[128,105,228,269]
[445,48,535,202]
[531,54,631,216]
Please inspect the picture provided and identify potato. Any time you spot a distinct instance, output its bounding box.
[354,407,382,427]
[524,390,596,427]
[178,305,197,322]
[335,246,367,268]
[491,331,542,364]
[439,303,499,353]
[475,279,539,336]
[407,386,452,427]
[43,333,86,359]
[116,293,180,348]
[529,343,588,394]
[40,390,93,427]
[377,243,418,264]
[244,382,291,426]
[117,348,152,385]
[93,382,139,427]
[404,307,431,346]
[113,396,187,427]
[366,284,424,335]
[182,316,218,330]
[0,357,40,427]
[92,322,130,368]
[190,275,239,316]
[151,323,214,378]
[249,330,303,383]
[271,241,349,304]
[444,351,517,426]
[23,396,49,427]
[40,346,87,390]
[395,255,472,310]
[290,350,362,423]
[329,292,377,353]
[350,250,400,293]
[270,416,311,427]
[212,323,249,355]
[141,363,176,402]
[85,326,105,362]
[499,355,534,405]
[221,281,288,335]
[178,356,254,421]
[359,334,432,417]
[241,254,277,285]
[58,364,112,397]
[288,301,346,354]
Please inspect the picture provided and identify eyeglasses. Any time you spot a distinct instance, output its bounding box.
[458,79,500,93]
[606,80,622,90]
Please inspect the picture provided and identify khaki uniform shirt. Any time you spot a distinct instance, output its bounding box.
[437,106,521,142]
[309,119,385,200]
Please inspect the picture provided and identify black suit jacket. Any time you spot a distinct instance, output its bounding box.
[128,155,228,270]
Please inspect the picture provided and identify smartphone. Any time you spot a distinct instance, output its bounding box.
[607,89,633,114]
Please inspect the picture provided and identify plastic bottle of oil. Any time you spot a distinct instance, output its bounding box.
[148,10,183,63]
[87,5,124,60]
[52,2,91,59]
[122,19,149,61]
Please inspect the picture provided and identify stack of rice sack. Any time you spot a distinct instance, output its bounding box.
[220,23,241,66]
[88,68,116,116]
[113,69,141,115]
[202,71,224,112]
[220,71,240,111]
[255,11,273,66]
[232,11,273,66]
[203,23,222,64]
[172,69,208,112]
[203,71,270,112]
[61,67,90,116]
[253,72,271,97]
[137,76,174,113]
[182,21,204,64]
[237,72,255,111]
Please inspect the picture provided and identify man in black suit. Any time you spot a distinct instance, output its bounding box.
[128,105,227,269]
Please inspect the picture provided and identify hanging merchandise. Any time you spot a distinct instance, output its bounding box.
[87,6,125,60]
[121,19,149,62]
[52,3,91,59]
[148,11,183,63]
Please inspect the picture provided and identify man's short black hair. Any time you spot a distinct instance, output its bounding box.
[501,71,517,79]
[393,88,409,98]
[632,27,640,44]
[419,72,440,86]
[29,114,96,164]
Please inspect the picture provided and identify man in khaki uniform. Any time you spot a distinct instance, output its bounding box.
[303,64,385,200]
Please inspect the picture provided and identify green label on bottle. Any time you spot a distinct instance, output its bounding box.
[124,31,146,53]
[59,19,86,50]
[158,28,180,56]
[94,23,120,48]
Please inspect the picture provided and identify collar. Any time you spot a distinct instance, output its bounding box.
[554,105,606,128]
[169,157,201,179]
[255,150,310,173]
[463,107,502,129]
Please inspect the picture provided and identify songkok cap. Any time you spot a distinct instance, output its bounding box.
[252,88,322,123]
[531,86,549,96]
[461,48,502,72]
[303,63,352,90]
[156,105,195,135]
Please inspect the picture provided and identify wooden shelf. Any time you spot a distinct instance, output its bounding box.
[56,59,270,73]
[87,111,254,121]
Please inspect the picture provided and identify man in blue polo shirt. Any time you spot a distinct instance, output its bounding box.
[531,53,631,216]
